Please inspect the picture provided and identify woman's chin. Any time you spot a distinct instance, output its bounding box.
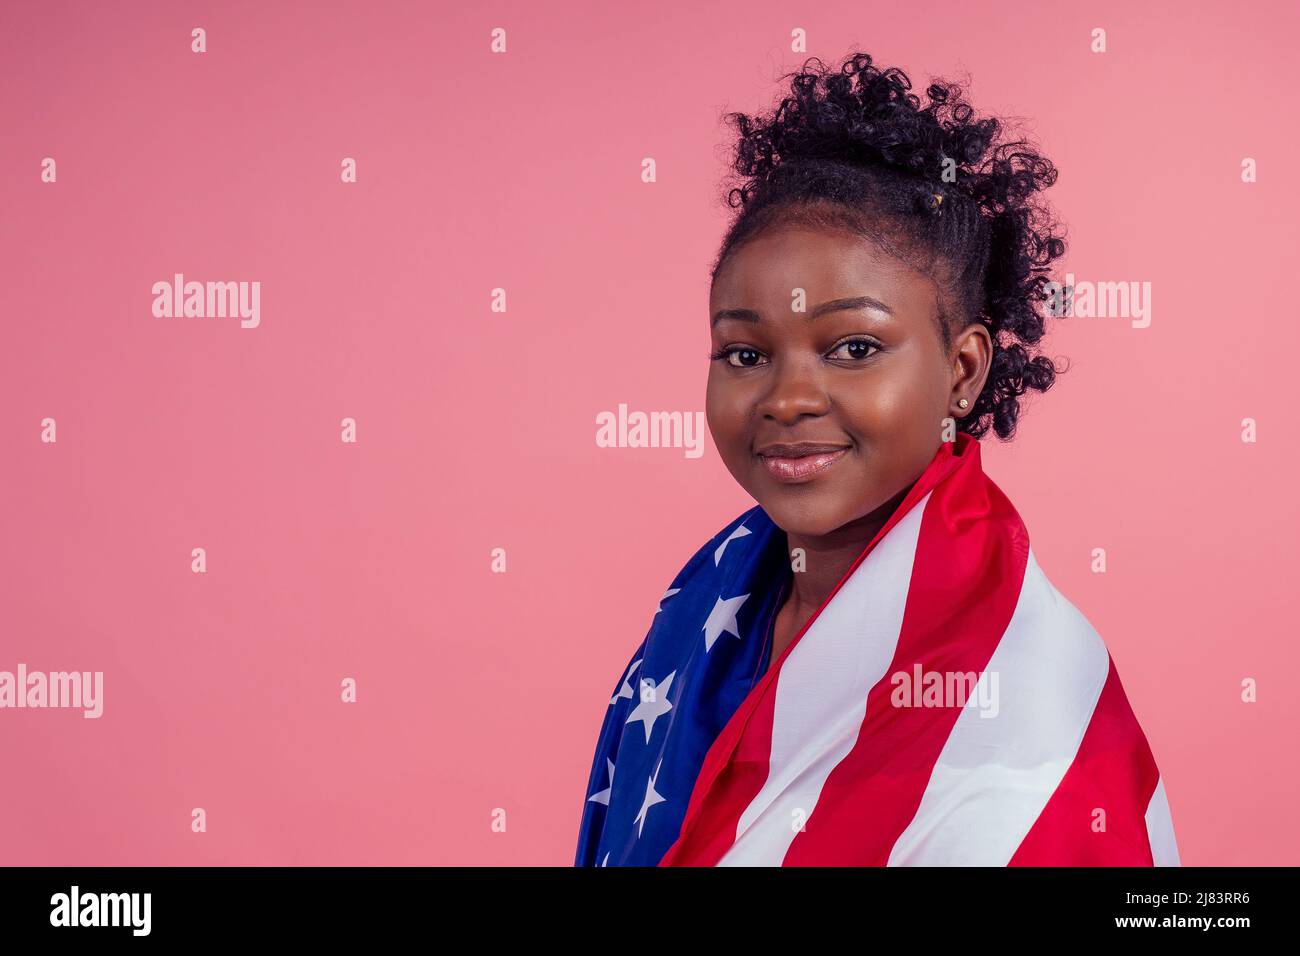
[757,499,848,540]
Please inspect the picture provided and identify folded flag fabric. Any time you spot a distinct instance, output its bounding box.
[574,432,1179,866]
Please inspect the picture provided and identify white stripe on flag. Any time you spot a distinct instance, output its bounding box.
[716,493,931,866]
[886,547,1111,865]
[1145,775,1181,866]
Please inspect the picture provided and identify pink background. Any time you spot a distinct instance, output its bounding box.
[2,0,1297,865]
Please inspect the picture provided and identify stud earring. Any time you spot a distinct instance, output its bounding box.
[957,398,970,409]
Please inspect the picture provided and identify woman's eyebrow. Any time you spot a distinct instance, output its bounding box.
[711,295,895,327]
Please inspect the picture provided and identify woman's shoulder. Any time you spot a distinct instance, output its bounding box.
[595,505,772,705]
[1009,547,1110,677]
[998,547,1158,756]
[913,549,1171,864]
[660,503,773,591]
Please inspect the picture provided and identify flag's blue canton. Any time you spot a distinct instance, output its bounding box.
[574,505,792,866]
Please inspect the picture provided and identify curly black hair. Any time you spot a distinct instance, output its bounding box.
[710,51,1068,441]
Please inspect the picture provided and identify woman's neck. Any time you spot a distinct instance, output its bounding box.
[782,483,913,614]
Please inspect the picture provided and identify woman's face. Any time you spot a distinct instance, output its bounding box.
[706,222,985,539]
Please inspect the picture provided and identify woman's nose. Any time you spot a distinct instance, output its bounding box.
[756,356,831,424]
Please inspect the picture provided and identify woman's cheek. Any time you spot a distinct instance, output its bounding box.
[856,375,927,438]
[705,371,745,427]
[705,387,755,484]
[704,380,725,447]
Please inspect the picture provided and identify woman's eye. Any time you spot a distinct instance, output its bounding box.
[828,338,880,361]
[725,348,766,367]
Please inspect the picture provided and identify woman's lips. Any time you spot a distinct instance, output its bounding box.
[758,447,849,482]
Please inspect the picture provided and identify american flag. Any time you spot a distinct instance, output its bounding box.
[574,433,1179,866]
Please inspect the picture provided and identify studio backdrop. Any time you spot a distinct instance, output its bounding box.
[2,0,1297,865]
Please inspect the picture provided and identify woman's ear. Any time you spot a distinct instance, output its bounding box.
[949,322,992,416]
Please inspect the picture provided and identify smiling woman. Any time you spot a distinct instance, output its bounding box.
[573,49,1179,868]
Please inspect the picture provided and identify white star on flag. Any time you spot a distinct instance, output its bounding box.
[625,670,676,743]
[713,523,752,565]
[587,758,615,805]
[702,592,749,651]
[610,658,642,705]
[634,760,667,838]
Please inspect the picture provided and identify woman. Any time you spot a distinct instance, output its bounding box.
[574,50,1179,866]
